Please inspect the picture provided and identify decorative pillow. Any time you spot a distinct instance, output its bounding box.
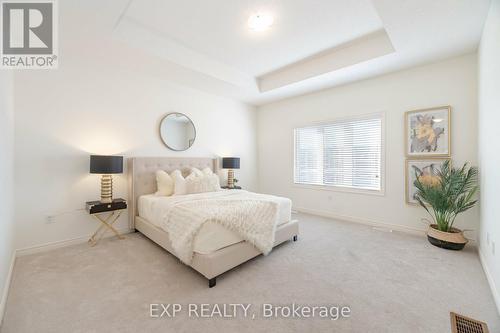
[186,173,221,194]
[191,167,204,177]
[202,167,213,176]
[171,170,188,195]
[155,170,174,196]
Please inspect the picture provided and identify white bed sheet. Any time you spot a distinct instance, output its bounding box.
[138,190,292,254]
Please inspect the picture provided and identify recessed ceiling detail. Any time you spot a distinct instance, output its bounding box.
[258,30,395,92]
[111,0,491,105]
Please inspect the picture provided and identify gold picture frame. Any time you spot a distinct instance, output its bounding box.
[405,158,451,205]
[405,106,451,158]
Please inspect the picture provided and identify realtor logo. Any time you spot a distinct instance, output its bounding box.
[1,0,58,69]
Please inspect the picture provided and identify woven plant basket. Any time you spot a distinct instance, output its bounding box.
[427,224,468,250]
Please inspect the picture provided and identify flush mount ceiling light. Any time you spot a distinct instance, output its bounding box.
[248,13,274,31]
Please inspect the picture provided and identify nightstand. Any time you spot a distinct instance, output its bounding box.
[86,198,127,246]
[221,186,242,189]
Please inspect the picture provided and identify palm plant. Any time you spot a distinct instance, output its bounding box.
[413,160,478,232]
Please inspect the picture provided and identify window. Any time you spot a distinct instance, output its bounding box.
[294,115,383,192]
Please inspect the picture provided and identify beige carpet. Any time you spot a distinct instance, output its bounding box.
[2,213,499,333]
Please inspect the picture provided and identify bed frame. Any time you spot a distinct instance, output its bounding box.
[128,157,299,288]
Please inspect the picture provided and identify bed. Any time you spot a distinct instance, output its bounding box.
[127,157,299,287]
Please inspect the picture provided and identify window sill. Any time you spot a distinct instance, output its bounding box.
[292,183,385,196]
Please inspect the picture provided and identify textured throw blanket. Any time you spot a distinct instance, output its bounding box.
[161,192,279,264]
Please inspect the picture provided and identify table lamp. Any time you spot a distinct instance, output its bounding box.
[90,155,123,203]
[222,157,240,189]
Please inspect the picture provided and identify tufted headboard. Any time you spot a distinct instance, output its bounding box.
[127,157,219,230]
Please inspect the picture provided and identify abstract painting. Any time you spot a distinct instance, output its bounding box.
[405,159,450,205]
[405,106,451,157]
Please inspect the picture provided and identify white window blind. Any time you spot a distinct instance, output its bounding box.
[294,115,382,191]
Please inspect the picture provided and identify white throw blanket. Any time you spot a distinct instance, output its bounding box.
[161,191,279,264]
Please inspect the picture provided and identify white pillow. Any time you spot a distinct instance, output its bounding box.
[171,170,187,195]
[186,173,221,194]
[202,167,213,175]
[190,167,204,177]
[155,170,174,196]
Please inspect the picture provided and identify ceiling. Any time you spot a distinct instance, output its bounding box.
[123,0,384,77]
[108,0,490,105]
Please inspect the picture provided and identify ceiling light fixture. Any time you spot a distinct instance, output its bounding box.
[248,13,274,32]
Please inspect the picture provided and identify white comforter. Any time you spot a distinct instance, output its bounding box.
[138,190,292,263]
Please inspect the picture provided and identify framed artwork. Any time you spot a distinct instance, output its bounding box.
[405,106,451,157]
[405,158,450,205]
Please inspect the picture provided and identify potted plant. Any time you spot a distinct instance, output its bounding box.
[413,160,478,250]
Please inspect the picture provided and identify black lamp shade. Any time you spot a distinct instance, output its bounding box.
[222,157,240,169]
[90,155,123,174]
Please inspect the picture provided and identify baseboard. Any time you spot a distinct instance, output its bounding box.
[295,207,428,236]
[294,207,478,244]
[0,251,16,326]
[479,248,500,315]
[16,227,133,257]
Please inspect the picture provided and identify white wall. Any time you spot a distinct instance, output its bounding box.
[0,72,15,320]
[257,54,478,235]
[478,0,500,313]
[13,44,257,251]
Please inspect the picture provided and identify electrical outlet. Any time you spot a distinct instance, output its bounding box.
[492,241,496,256]
[487,232,491,245]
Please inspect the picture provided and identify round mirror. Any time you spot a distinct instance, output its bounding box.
[159,112,196,151]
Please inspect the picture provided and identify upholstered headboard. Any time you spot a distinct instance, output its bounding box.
[127,157,218,230]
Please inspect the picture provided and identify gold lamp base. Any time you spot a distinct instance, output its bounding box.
[227,169,235,188]
[100,174,113,203]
